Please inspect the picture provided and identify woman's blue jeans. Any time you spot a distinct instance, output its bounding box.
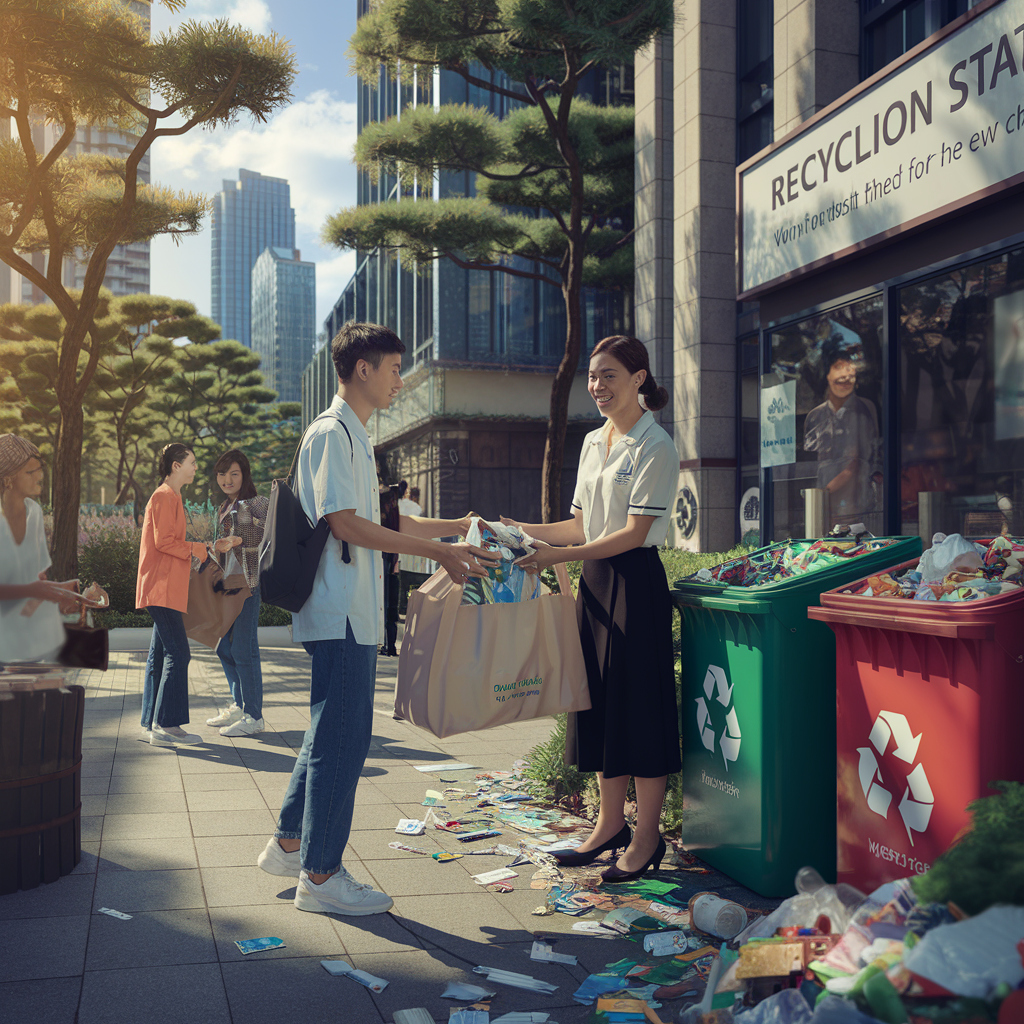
[216,590,263,719]
[274,623,376,874]
[141,606,191,729]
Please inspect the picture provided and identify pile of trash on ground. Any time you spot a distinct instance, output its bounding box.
[686,534,903,589]
[838,534,1024,603]
[380,763,1024,1023]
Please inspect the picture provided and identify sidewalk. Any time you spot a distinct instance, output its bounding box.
[1,635,668,1024]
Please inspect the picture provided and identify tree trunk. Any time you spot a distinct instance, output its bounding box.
[50,400,83,580]
[541,251,585,523]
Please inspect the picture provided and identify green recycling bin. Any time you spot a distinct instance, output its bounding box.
[671,534,922,897]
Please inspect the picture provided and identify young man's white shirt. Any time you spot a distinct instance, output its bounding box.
[291,396,385,645]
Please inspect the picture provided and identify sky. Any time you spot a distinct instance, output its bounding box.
[149,0,360,333]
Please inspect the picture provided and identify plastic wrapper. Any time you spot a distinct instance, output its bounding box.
[732,990,812,1023]
[462,518,542,605]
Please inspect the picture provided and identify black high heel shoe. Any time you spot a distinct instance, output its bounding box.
[550,824,632,868]
[600,836,666,883]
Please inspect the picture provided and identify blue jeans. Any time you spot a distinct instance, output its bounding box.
[274,623,376,874]
[141,606,191,729]
[216,591,263,719]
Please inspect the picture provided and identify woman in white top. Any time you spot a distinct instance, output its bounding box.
[0,435,88,664]
[514,335,681,883]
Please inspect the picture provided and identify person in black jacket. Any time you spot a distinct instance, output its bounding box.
[379,483,401,656]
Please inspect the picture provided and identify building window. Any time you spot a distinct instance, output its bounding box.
[899,246,1024,538]
[736,0,773,164]
[861,0,971,79]
[765,294,885,540]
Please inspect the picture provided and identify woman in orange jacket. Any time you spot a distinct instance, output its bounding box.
[136,443,240,747]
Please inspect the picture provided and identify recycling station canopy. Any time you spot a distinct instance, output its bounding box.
[672,535,922,898]
[810,559,1024,893]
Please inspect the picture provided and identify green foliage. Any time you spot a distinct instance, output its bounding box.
[911,781,1024,914]
[523,713,597,812]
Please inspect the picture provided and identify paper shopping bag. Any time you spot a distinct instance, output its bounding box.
[395,561,590,738]
[183,556,251,650]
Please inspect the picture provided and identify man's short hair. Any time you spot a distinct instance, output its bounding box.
[409,487,420,502]
[331,321,406,383]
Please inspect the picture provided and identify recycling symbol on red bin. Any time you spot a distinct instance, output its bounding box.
[695,665,741,772]
[856,710,934,846]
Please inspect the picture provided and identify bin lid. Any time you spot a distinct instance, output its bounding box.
[672,536,922,612]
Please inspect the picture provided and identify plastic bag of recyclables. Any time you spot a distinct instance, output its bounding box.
[461,517,542,605]
[707,865,1024,1024]
[394,518,589,738]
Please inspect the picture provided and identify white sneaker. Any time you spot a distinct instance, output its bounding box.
[294,867,393,916]
[150,725,202,746]
[207,703,242,727]
[139,727,169,746]
[257,837,301,877]
[219,714,264,737]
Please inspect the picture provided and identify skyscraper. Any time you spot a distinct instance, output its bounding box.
[251,246,315,404]
[211,169,295,349]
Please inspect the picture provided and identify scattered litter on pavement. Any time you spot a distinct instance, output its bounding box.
[319,959,387,992]
[433,851,464,862]
[395,818,427,835]
[571,920,619,937]
[442,982,496,1001]
[389,842,432,855]
[491,1013,550,1023]
[96,907,132,920]
[455,829,503,843]
[415,762,478,773]
[643,931,691,956]
[423,790,445,805]
[471,867,518,886]
[235,937,285,955]
[393,1010,434,1024]
[473,966,558,994]
[449,1010,489,1024]
[529,940,577,966]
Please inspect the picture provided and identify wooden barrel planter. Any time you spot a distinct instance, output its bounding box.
[0,684,85,894]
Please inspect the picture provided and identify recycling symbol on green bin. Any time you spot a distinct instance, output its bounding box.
[695,665,741,771]
[856,710,934,846]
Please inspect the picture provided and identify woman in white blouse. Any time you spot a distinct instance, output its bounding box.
[514,335,681,884]
[0,435,89,664]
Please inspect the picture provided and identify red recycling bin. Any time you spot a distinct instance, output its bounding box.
[809,561,1024,894]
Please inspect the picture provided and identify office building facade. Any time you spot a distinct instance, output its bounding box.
[634,0,1011,550]
[211,169,296,349]
[251,246,316,404]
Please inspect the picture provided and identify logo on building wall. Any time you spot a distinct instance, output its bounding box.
[857,710,934,845]
[676,486,698,540]
[696,665,742,772]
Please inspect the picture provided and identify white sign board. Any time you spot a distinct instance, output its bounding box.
[739,0,1024,297]
[760,381,796,467]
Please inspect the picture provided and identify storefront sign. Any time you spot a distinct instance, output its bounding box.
[760,381,796,467]
[739,0,1024,298]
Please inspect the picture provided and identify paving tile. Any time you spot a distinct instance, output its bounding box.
[349,805,410,831]
[99,812,192,841]
[84,908,217,970]
[0,873,96,920]
[0,916,89,982]
[194,834,272,869]
[389,892,534,955]
[80,759,113,778]
[78,963,230,1024]
[81,816,103,842]
[181,772,258,792]
[188,808,276,837]
[97,838,198,872]
[184,788,270,812]
[0,976,82,1024]
[209,903,347,962]
[72,843,101,875]
[200,866,297,908]
[92,869,205,913]
[79,776,110,796]
[330,912,424,955]
[219,955,379,1024]
[344,832,446,862]
[175,752,247,774]
[103,791,188,815]
[80,794,107,817]
[106,774,184,795]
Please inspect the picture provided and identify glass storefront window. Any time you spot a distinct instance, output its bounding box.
[899,247,1024,539]
[766,294,885,539]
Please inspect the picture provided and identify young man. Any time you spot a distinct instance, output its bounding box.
[257,322,493,916]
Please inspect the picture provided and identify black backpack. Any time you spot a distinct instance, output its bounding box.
[258,410,353,613]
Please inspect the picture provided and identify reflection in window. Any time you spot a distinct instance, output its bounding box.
[900,248,1024,538]
[768,295,884,539]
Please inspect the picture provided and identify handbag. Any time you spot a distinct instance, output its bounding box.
[395,561,590,738]
[182,552,251,650]
[57,604,109,671]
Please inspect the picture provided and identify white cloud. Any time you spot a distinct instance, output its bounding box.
[149,90,360,327]
[153,0,271,33]
[223,0,271,32]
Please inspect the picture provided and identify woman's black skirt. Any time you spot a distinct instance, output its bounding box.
[566,546,681,778]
